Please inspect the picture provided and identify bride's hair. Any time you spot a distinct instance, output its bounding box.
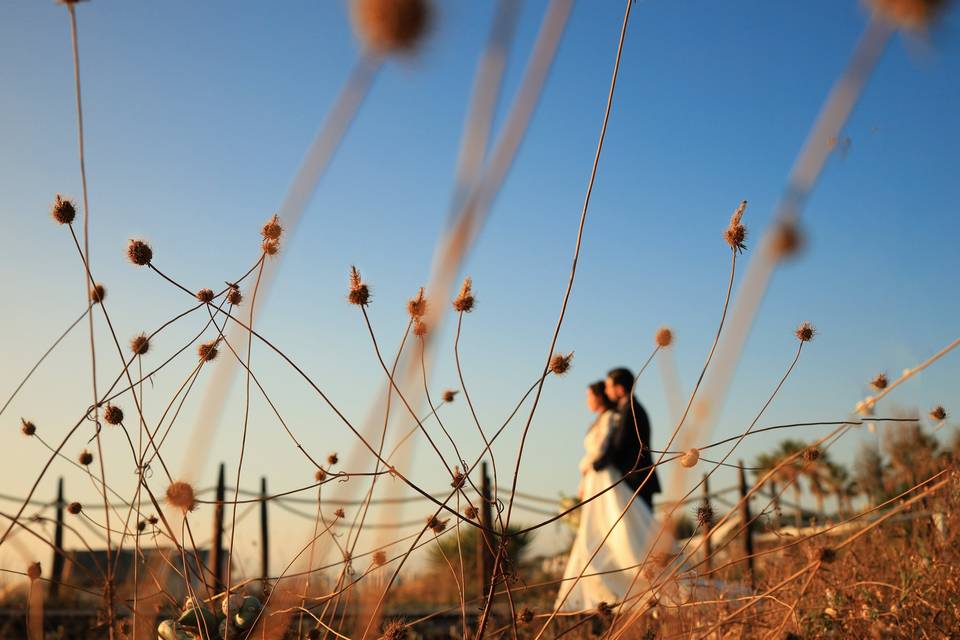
[588,380,615,410]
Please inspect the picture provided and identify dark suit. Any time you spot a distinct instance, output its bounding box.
[592,397,661,508]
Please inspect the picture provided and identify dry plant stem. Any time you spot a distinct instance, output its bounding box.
[767,562,820,640]
[0,306,89,419]
[487,2,634,638]
[65,6,115,632]
[224,255,266,637]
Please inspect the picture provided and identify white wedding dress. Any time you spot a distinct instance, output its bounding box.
[554,410,670,613]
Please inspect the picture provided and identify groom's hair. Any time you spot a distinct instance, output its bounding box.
[607,367,635,393]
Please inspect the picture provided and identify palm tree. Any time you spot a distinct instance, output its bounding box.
[775,440,807,527]
[753,452,782,527]
[825,462,851,517]
[853,444,886,507]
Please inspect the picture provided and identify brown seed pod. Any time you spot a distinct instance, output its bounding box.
[724,200,748,253]
[79,449,94,466]
[21,419,37,436]
[549,352,573,376]
[27,561,41,581]
[425,515,448,534]
[869,372,888,391]
[352,0,431,54]
[51,195,77,225]
[930,405,947,421]
[334,508,346,519]
[136,520,146,532]
[227,288,243,306]
[464,505,478,520]
[413,319,428,338]
[90,283,106,304]
[262,238,280,256]
[655,327,673,348]
[795,321,815,342]
[261,214,283,240]
[383,619,408,640]
[407,287,427,319]
[453,277,475,313]
[165,481,197,512]
[327,453,339,466]
[127,239,153,266]
[147,515,158,525]
[372,550,387,566]
[696,502,714,528]
[130,333,150,355]
[196,288,215,303]
[314,468,327,482]
[441,389,458,403]
[67,502,82,515]
[348,266,371,306]
[103,404,124,425]
[198,341,218,362]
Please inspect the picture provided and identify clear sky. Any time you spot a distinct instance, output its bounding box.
[1,1,958,577]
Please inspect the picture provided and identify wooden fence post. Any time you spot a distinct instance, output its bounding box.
[738,461,755,589]
[260,476,269,591]
[212,462,226,590]
[478,462,494,601]
[50,476,65,598]
[702,473,712,571]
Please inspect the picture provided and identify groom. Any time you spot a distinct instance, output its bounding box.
[593,367,662,508]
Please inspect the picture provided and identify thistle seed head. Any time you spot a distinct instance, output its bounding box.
[90,283,106,304]
[165,481,197,512]
[352,0,431,54]
[413,319,428,338]
[348,266,371,306]
[21,419,37,436]
[262,238,280,256]
[79,449,94,466]
[795,321,815,342]
[261,214,283,240]
[51,195,76,225]
[383,619,408,640]
[27,561,41,581]
[425,515,448,534]
[196,288,215,303]
[127,239,153,266]
[327,452,338,466]
[334,508,346,519]
[696,502,714,528]
[130,333,150,355]
[930,405,947,421]
[453,277,475,313]
[103,404,124,425]
[869,372,888,391]
[464,505,478,520]
[549,352,573,376]
[407,287,427,319]
[198,341,218,362]
[227,287,243,306]
[724,200,748,253]
[315,468,327,482]
[655,327,673,348]
[442,389,458,403]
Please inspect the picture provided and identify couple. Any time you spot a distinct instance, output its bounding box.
[554,367,666,612]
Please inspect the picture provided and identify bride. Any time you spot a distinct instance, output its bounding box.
[554,381,670,613]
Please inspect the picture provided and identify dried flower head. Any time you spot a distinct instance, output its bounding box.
[27,561,41,581]
[425,515,448,534]
[452,277,475,313]
[724,200,748,253]
[696,502,714,528]
[127,239,153,266]
[407,287,427,319]
[327,452,339,466]
[147,515,158,525]
[67,502,82,515]
[804,447,821,462]
[450,467,465,489]
[262,238,280,256]
[261,214,283,240]
[130,332,150,355]
[98,404,123,426]
[549,352,573,375]
[413,319,428,338]
[21,419,37,436]
[196,288,215,303]
[353,0,431,53]
[869,372,888,391]
[818,546,837,563]
[597,601,613,618]
[464,505,478,520]
[165,481,197,512]
[383,619,408,640]
[680,448,700,468]
[51,195,76,225]
[516,607,534,625]
[795,321,815,342]
[227,287,243,306]
[314,468,327,482]
[90,283,106,304]
[348,266,371,306]
[79,449,94,466]
[372,550,387,566]
[769,218,804,260]
[441,389,458,403]
[198,341,218,362]
[866,0,948,28]
[334,508,346,519]
[655,327,673,348]
[136,520,146,532]
[930,405,947,421]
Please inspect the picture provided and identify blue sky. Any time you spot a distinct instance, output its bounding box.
[1,1,958,574]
